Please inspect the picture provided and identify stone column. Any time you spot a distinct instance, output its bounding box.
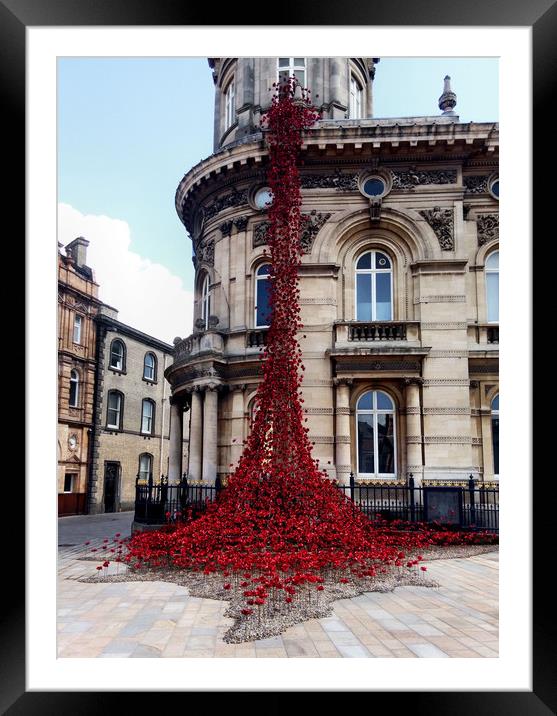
[334,378,352,485]
[202,384,219,485]
[168,397,183,482]
[230,384,246,472]
[188,387,203,481]
[405,378,423,483]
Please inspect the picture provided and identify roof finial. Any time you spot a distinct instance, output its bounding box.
[438,75,457,115]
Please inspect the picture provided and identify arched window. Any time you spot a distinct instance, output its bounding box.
[201,275,210,330]
[356,390,396,477]
[278,58,306,87]
[491,394,499,476]
[141,399,155,435]
[106,391,124,430]
[109,339,126,371]
[143,352,157,382]
[485,250,499,323]
[69,369,79,407]
[224,79,235,130]
[350,74,363,119]
[138,453,153,483]
[355,250,393,321]
[255,264,272,328]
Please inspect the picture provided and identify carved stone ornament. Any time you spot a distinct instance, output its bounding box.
[196,238,215,266]
[253,213,331,252]
[392,169,457,189]
[234,216,249,232]
[204,188,248,220]
[419,207,454,251]
[301,170,358,191]
[476,213,499,246]
[219,220,233,237]
[464,175,489,194]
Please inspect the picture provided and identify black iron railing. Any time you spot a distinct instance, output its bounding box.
[134,474,222,525]
[134,472,498,532]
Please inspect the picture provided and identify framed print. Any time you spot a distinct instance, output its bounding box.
[7,0,552,711]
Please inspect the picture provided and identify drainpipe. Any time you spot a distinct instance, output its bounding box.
[159,353,168,479]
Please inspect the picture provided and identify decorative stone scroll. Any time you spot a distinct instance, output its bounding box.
[300,170,358,191]
[253,221,271,248]
[392,169,457,188]
[464,175,489,194]
[194,237,215,267]
[219,220,233,237]
[204,189,248,220]
[418,207,454,251]
[234,216,249,232]
[253,212,331,253]
[476,213,499,246]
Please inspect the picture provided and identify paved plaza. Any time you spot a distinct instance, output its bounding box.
[58,513,498,658]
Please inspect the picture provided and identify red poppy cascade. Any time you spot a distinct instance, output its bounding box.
[119,80,497,616]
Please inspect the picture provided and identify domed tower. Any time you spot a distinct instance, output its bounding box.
[167,63,499,500]
[208,57,380,150]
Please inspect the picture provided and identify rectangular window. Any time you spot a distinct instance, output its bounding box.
[224,80,235,130]
[63,474,74,493]
[492,416,499,475]
[375,273,392,320]
[256,278,272,327]
[142,401,153,434]
[357,414,375,474]
[356,273,372,321]
[139,455,152,482]
[107,393,121,429]
[350,75,363,119]
[377,413,395,474]
[486,272,499,322]
[278,58,306,88]
[73,314,82,344]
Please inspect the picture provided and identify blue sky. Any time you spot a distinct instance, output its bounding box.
[57,57,498,342]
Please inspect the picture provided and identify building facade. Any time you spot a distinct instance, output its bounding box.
[165,57,499,490]
[57,238,104,515]
[87,309,189,514]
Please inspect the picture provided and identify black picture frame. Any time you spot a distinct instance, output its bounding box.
[8,0,551,712]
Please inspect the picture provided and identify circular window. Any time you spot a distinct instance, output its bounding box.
[489,176,499,200]
[358,172,391,200]
[253,187,274,210]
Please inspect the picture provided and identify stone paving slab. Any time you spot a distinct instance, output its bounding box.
[57,512,498,658]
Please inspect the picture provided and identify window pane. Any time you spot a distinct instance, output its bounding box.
[278,58,289,67]
[357,392,373,410]
[358,414,375,473]
[294,70,305,85]
[492,416,499,475]
[356,273,372,321]
[256,277,272,327]
[69,380,78,407]
[377,413,395,473]
[294,58,305,66]
[356,252,372,270]
[486,272,499,322]
[375,252,391,269]
[375,272,392,320]
[257,263,271,276]
[64,474,73,492]
[486,251,499,269]
[491,395,499,411]
[376,391,394,410]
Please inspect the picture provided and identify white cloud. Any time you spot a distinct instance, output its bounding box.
[58,203,193,344]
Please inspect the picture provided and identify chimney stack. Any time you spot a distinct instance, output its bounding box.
[66,236,89,268]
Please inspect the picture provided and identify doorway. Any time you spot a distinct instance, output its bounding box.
[103,461,120,513]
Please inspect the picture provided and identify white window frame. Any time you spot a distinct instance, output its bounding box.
[485,250,499,324]
[350,74,363,119]
[109,340,125,371]
[254,264,271,328]
[73,314,82,344]
[141,399,154,435]
[69,369,79,407]
[201,275,210,330]
[224,79,235,131]
[143,352,156,381]
[356,390,397,478]
[277,58,306,87]
[355,250,394,321]
[107,391,122,430]
[138,453,153,482]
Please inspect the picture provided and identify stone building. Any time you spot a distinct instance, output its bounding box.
[87,309,189,514]
[57,238,104,515]
[165,58,499,490]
